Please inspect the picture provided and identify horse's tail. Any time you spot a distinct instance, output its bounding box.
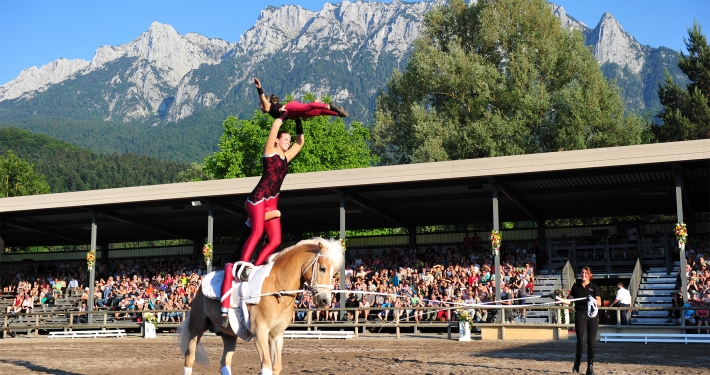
[177,313,210,366]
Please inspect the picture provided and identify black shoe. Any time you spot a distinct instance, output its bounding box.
[239,266,251,282]
[573,344,582,373]
[220,313,229,328]
[572,362,580,373]
[330,102,349,117]
[586,346,595,375]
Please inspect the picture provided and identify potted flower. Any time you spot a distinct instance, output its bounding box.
[86,250,96,271]
[675,223,687,251]
[142,312,158,338]
[203,242,213,267]
[490,230,502,256]
[456,310,474,341]
[554,289,570,324]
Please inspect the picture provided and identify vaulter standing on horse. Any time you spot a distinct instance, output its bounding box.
[219,79,349,328]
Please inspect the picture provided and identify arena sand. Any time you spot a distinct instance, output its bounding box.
[0,333,706,374]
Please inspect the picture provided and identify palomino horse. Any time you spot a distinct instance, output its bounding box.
[178,238,344,375]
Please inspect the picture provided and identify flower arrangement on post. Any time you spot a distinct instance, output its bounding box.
[456,310,474,341]
[203,242,213,266]
[339,238,347,252]
[456,310,475,325]
[143,312,158,328]
[490,230,502,254]
[554,289,570,324]
[86,250,96,271]
[675,223,688,251]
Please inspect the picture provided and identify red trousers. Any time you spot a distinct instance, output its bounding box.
[221,196,281,309]
[283,101,337,119]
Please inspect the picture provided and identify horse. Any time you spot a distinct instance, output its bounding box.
[178,237,344,375]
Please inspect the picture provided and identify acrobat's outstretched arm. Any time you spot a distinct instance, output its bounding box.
[285,118,304,161]
[254,78,271,113]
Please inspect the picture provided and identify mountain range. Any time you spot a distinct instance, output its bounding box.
[0,0,688,162]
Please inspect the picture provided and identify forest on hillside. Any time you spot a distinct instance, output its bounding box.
[0,128,189,193]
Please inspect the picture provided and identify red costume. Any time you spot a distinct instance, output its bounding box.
[221,153,289,311]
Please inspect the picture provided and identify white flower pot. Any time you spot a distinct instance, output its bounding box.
[144,322,156,338]
[458,321,471,342]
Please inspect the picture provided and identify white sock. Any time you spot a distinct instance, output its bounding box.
[260,369,273,375]
[183,367,192,375]
[220,366,232,375]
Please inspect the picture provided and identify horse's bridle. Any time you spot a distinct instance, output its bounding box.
[302,254,335,299]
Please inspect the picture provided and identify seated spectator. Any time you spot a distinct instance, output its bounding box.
[6,293,23,314]
[695,298,709,334]
[358,295,372,320]
[378,297,393,321]
[293,295,304,322]
[410,294,424,322]
[67,277,79,297]
[683,294,697,332]
[21,293,33,313]
[327,297,339,322]
[74,302,88,324]
[344,294,358,320]
[79,287,89,304]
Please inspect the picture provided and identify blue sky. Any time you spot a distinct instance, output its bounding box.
[1,0,708,85]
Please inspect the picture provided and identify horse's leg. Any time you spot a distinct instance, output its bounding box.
[270,333,285,375]
[183,331,203,374]
[253,323,274,374]
[220,334,237,375]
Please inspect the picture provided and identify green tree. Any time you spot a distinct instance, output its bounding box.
[372,0,644,165]
[0,150,51,197]
[204,111,377,179]
[655,21,710,141]
[177,162,214,182]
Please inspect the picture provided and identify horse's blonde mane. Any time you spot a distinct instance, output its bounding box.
[268,237,345,269]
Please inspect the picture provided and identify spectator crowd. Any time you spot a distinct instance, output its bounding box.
[2,233,709,332]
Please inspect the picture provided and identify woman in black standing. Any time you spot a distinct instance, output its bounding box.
[559,266,601,375]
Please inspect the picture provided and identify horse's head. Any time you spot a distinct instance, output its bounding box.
[302,238,345,307]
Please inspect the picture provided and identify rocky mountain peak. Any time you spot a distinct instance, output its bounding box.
[0,58,90,101]
[550,4,588,32]
[590,11,645,74]
[0,1,672,127]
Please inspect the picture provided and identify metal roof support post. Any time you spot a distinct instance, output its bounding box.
[339,193,346,320]
[675,172,688,304]
[409,226,417,250]
[571,238,577,273]
[207,203,214,273]
[664,235,671,275]
[537,220,545,247]
[492,183,501,323]
[0,213,4,258]
[545,238,552,276]
[87,211,97,324]
[605,236,610,274]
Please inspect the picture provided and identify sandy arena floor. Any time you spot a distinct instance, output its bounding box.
[0,332,707,374]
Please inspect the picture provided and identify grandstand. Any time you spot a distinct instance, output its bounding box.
[1,139,709,335]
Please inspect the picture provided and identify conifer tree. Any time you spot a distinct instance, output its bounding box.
[656,21,710,141]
